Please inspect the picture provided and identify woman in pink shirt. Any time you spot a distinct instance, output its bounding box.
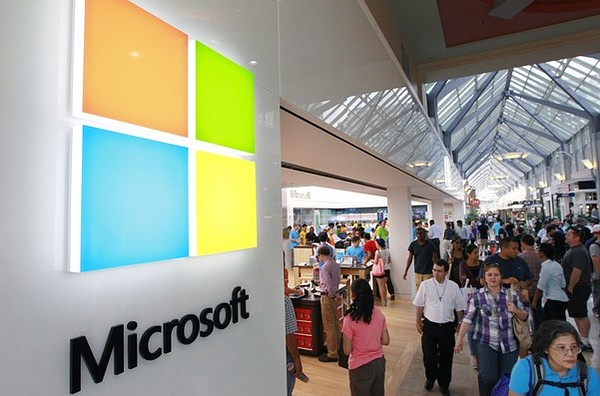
[342,278,390,395]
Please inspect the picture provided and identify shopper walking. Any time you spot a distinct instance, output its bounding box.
[404,228,439,289]
[455,263,529,396]
[414,259,465,395]
[342,278,390,396]
[562,226,594,352]
[531,243,568,322]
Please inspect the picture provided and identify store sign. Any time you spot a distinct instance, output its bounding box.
[290,190,311,200]
[470,198,480,207]
[69,287,250,394]
[70,0,257,272]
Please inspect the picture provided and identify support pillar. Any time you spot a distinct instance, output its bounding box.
[387,187,414,298]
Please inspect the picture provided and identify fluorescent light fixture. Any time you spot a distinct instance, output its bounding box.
[407,161,432,168]
[538,181,547,188]
[491,175,507,180]
[554,173,566,182]
[497,151,529,160]
[582,159,595,170]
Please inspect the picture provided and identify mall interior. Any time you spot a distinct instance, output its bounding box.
[2,0,600,395]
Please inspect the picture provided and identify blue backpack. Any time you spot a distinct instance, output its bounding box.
[491,355,588,396]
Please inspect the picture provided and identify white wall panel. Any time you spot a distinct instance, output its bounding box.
[0,0,282,395]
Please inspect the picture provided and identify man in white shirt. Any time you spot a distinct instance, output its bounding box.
[428,219,443,257]
[413,260,465,396]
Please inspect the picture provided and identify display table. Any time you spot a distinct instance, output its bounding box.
[290,284,346,356]
[293,262,372,285]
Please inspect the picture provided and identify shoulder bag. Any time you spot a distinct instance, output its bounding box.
[508,286,532,357]
[372,257,385,277]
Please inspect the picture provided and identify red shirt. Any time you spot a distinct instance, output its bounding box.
[363,240,377,260]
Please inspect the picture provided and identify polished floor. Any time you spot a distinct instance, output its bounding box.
[292,297,600,396]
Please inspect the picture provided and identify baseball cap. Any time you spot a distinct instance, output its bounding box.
[593,224,600,233]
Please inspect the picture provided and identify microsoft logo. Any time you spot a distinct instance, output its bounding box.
[69,0,257,272]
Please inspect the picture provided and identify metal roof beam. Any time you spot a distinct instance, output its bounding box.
[358,105,413,140]
[439,76,473,99]
[537,63,599,120]
[452,94,504,157]
[509,91,590,120]
[503,118,560,144]
[463,145,496,177]
[453,113,500,157]
[458,125,499,165]
[508,96,566,143]
[454,120,499,163]
[503,124,547,158]
[445,71,499,136]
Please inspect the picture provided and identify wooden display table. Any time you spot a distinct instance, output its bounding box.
[293,262,372,287]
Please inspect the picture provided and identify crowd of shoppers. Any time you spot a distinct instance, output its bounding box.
[283,213,600,395]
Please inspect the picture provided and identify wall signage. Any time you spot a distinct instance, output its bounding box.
[70,0,257,272]
[69,287,250,394]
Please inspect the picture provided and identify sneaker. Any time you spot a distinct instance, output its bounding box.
[390,294,395,300]
[581,344,594,353]
[318,354,338,362]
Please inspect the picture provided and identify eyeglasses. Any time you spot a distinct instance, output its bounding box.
[549,345,581,355]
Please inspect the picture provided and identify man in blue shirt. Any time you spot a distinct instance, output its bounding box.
[483,237,534,290]
[345,236,365,263]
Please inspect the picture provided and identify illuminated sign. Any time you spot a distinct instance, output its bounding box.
[70,0,257,271]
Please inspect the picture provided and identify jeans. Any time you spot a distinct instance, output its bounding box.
[475,342,518,396]
[467,327,477,359]
[286,350,295,396]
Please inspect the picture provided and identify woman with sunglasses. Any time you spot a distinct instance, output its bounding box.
[455,263,529,396]
[508,320,600,395]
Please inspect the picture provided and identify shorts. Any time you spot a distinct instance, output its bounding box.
[567,286,592,318]
[374,269,390,279]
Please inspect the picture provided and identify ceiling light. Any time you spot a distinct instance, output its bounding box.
[497,151,529,160]
[554,173,566,182]
[538,181,547,188]
[582,159,595,170]
[407,161,432,168]
[491,175,507,180]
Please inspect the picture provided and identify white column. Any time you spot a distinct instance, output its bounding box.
[387,187,414,298]
[453,201,466,224]
[431,199,444,224]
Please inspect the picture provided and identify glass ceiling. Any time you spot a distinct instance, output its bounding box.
[293,54,599,204]
[428,54,600,200]
[300,87,465,199]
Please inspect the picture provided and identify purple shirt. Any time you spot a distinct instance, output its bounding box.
[320,258,341,298]
[463,286,527,353]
